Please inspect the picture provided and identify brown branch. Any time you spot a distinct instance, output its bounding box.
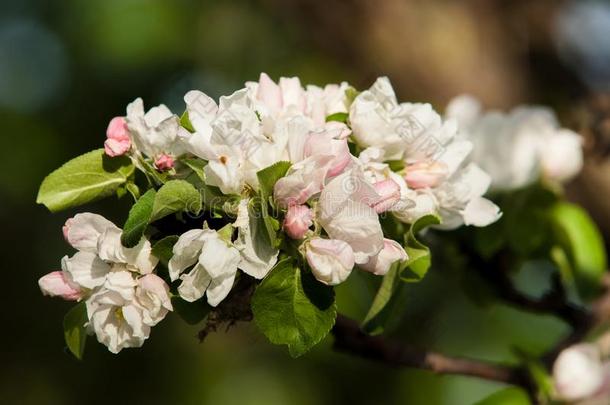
[332,314,530,388]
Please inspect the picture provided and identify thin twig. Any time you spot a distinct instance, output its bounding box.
[331,314,530,387]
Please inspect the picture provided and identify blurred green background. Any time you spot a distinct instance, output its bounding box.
[2,0,609,404]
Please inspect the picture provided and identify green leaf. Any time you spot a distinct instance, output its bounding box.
[325,112,348,123]
[63,302,88,360]
[361,263,404,335]
[257,161,291,204]
[361,215,440,334]
[256,161,291,247]
[473,388,531,405]
[125,182,140,201]
[385,160,405,172]
[121,189,156,248]
[171,296,211,325]
[37,149,134,212]
[550,202,607,299]
[401,214,441,282]
[201,184,240,215]
[252,260,336,357]
[182,158,206,182]
[217,223,234,243]
[152,235,179,267]
[151,180,202,222]
[180,110,196,133]
[345,86,360,106]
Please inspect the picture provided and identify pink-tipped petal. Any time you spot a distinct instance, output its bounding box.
[306,238,355,285]
[404,160,449,189]
[370,179,401,213]
[38,271,82,301]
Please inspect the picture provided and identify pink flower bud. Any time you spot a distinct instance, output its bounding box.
[104,116,131,157]
[404,160,448,189]
[370,179,401,213]
[283,205,313,239]
[360,238,408,276]
[306,238,355,285]
[154,154,175,171]
[38,271,82,301]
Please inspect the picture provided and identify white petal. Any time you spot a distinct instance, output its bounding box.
[97,228,158,274]
[168,229,207,281]
[65,213,118,252]
[206,272,236,307]
[437,139,473,176]
[178,264,212,303]
[318,170,384,263]
[461,197,502,227]
[198,236,241,279]
[306,238,354,285]
[104,271,137,300]
[62,252,110,289]
[360,239,408,276]
[445,94,482,129]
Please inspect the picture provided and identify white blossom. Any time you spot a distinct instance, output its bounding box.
[317,168,384,264]
[125,98,189,165]
[306,238,355,285]
[447,94,583,191]
[40,213,170,354]
[168,227,241,306]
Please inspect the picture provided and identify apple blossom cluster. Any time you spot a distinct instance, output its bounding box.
[446,95,584,191]
[38,73,586,359]
[39,213,171,353]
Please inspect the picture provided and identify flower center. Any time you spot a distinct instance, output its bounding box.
[114,307,125,323]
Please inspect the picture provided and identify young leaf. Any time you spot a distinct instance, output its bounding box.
[473,388,531,405]
[256,161,291,204]
[37,149,134,212]
[152,235,179,267]
[180,111,196,133]
[200,184,240,216]
[121,189,156,248]
[550,202,607,299]
[361,214,440,334]
[181,158,206,182]
[151,180,202,222]
[401,214,441,282]
[251,260,336,357]
[217,223,234,243]
[63,302,88,360]
[361,263,404,335]
[256,161,291,246]
[325,112,349,123]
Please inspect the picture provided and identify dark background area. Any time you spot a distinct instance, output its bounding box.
[2,1,610,403]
